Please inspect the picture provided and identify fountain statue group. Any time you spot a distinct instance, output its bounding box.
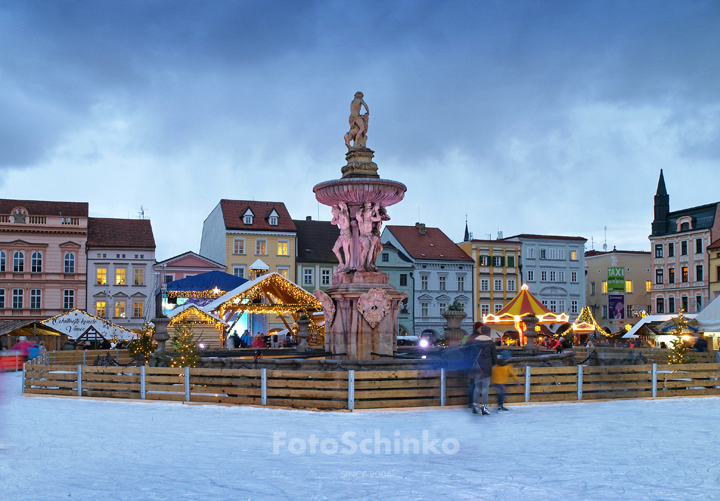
[331,201,389,272]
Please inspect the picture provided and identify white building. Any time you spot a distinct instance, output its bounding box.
[86,218,156,332]
[503,234,587,323]
[382,224,474,337]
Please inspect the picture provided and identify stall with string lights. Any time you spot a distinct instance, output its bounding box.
[483,284,569,346]
[167,303,227,349]
[204,272,325,346]
[569,306,604,344]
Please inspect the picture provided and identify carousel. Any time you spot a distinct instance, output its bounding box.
[483,284,569,346]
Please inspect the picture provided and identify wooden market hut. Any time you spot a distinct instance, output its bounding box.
[0,320,67,352]
[167,304,227,350]
[204,272,325,345]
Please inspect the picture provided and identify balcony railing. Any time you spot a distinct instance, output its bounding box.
[61,217,79,225]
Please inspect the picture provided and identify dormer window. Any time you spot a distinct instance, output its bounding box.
[242,207,255,225]
[267,208,280,226]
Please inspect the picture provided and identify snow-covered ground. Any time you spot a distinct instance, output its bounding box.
[1,371,719,501]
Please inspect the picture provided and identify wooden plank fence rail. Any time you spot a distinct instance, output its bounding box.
[45,349,134,366]
[22,363,720,410]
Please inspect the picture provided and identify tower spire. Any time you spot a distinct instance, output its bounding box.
[464,215,470,242]
[652,169,669,236]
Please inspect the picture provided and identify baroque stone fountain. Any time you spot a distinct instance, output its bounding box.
[313,92,407,360]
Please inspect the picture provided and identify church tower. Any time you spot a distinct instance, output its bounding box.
[651,169,669,236]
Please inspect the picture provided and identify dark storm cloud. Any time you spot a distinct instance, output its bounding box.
[0,1,718,255]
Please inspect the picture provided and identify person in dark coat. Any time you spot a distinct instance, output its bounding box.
[693,334,708,352]
[470,325,498,415]
[464,323,484,408]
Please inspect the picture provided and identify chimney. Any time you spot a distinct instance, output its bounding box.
[416,223,426,235]
[306,216,312,221]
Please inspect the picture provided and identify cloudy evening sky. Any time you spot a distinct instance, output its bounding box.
[1,1,718,260]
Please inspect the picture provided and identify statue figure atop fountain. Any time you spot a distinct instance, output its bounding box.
[344,91,369,150]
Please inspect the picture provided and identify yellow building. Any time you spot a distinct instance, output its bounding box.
[709,238,720,302]
[459,239,522,324]
[199,200,297,282]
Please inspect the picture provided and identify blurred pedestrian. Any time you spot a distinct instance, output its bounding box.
[10,336,34,360]
[693,334,708,352]
[464,323,483,409]
[470,325,497,416]
[491,350,520,411]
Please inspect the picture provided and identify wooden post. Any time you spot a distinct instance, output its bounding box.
[440,368,446,406]
[83,350,87,366]
[184,366,190,402]
[140,366,146,399]
[577,365,583,401]
[261,368,267,406]
[348,370,355,410]
[652,363,657,398]
[524,366,531,403]
[77,365,83,397]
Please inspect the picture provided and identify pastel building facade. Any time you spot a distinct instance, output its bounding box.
[504,234,587,323]
[200,200,297,281]
[293,217,339,293]
[0,199,88,321]
[650,170,720,314]
[86,218,156,332]
[458,239,522,322]
[376,242,415,336]
[585,249,652,330]
[382,224,474,337]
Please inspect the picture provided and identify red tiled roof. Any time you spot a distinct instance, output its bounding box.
[87,218,156,248]
[709,238,720,250]
[220,200,296,232]
[585,249,650,257]
[503,234,587,242]
[386,225,473,262]
[0,198,88,217]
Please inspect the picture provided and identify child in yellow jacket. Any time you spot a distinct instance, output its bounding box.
[491,350,520,412]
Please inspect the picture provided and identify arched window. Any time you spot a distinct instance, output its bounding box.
[31,251,42,273]
[64,252,75,273]
[0,251,5,272]
[13,251,24,273]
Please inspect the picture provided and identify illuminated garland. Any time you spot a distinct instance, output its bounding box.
[169,306,226,331]
[168,288,227,299]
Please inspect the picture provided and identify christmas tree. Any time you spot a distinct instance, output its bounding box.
[667,310,696,365]
[169,322,202,368]
[127,323,157,364]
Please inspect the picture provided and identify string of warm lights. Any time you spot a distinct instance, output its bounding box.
[169,307,226,331]
[572,306,605,335]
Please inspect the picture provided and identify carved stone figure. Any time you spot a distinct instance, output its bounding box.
[313,289,336,327]
[368,205,390,269]
[356,202,382,271]
[12,208,27,224]
[331,202,352,270]
[344,92,369,150]
[357,288,391,329]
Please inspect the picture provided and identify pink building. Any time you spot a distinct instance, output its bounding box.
[0,199,88,321]
[650,170,720,314]
[153,252,226,315]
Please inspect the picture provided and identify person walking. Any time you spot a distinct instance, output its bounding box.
[470,325,497,415]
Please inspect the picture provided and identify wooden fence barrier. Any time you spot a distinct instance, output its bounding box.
[45,349,134,366]
[23,363,720,410]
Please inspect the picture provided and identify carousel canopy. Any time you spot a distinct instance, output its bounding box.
[167,271,247,297]
[483,284,569,325]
